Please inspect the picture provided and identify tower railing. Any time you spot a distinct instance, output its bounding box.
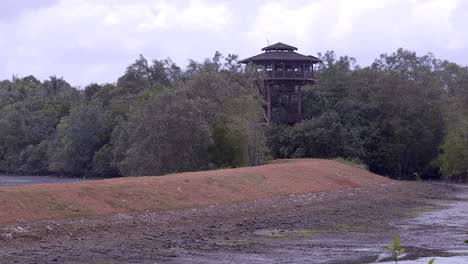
[266,71,314,80]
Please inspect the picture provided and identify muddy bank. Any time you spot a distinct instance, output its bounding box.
[0,181,465,263]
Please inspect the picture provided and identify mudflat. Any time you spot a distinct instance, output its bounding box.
[0,181,465,263]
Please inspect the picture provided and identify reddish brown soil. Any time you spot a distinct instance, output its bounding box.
[0,159,390,224]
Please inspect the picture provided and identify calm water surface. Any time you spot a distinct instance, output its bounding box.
[0,175,97,186]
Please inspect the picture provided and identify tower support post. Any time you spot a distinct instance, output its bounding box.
[267,84,272,123]
[298,86,302,122]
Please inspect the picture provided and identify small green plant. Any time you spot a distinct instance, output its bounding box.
[376,235,436,263]
[376,235,407,263]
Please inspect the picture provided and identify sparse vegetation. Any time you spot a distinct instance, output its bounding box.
[332,157,369,171]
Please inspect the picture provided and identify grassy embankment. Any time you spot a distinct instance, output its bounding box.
[0,159,391,224]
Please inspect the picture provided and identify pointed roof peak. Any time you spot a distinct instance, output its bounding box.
[262,42,298,51]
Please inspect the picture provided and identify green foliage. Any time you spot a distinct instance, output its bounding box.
[268,53,376,168]
[367,51,445,179]
[435,120,468,181]
[433,66,468,181]
[18,141,50,175]
[48,104,113,176]
[114,89,215,176]
[268,49,451,180]
[210,120,245,168]
[0,76,78,174]
[375,235,443,264]
[92,144,119,177]
[113,52,267,176]
[0,52,268,177]
[332,157,369,171]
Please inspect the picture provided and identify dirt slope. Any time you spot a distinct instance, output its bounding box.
[0,159,390,224]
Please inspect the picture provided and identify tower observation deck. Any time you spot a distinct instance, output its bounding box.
[240,42,321,124]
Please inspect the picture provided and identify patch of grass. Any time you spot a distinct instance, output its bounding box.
[71,206,93,215]
[104,199,137,213]
[269,159,297,164]
[46,200,68,211]
[402,206,435,216]
[79,185,101,197]
[205,173,266,187]
[332,157,369,171]
[80,186,94,191]
[254,225,368,241]
[216,238,257,246]
[334,224,368,232]
[238,173,266,185]
[206,177,216,185]
[0,188,94,218]
[280,229,321,238]
[264,229,320,239]
[311,224,368,234]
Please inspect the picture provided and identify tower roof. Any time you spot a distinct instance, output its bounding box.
[262,42,298,51]
[239,42,321,64]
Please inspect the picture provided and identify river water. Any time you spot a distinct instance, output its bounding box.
[0,175,94,186]
[381,187,468,264]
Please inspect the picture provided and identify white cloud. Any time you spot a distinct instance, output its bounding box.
[103,12,121,26]
[0,21,7,75]
[330,0,396,39]
[177,0,232,31]
[10,0,233,50]
[249,1,323,46]
[412,0,460,21]
[411,0,462,49]
[0,0,233,85]
[1,0,468,86]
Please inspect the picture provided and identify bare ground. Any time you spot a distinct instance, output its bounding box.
[0,181,464,264]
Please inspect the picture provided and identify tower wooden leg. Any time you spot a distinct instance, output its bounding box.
[267,85,271,123]
[298,86,302,122]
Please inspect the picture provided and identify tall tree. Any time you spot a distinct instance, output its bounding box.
[114,89,215,176]
[49,104,112,176]
[434,62,468,181]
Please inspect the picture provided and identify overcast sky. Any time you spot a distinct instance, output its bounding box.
[1,0,467,87]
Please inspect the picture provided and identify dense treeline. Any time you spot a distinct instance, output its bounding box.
[267,49,467,181]
[0,53,268,177]
[0,49,466,180]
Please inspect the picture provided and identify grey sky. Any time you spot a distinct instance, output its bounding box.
[1,0,467,87]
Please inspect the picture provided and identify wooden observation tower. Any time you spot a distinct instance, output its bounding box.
[239,42,321,124]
